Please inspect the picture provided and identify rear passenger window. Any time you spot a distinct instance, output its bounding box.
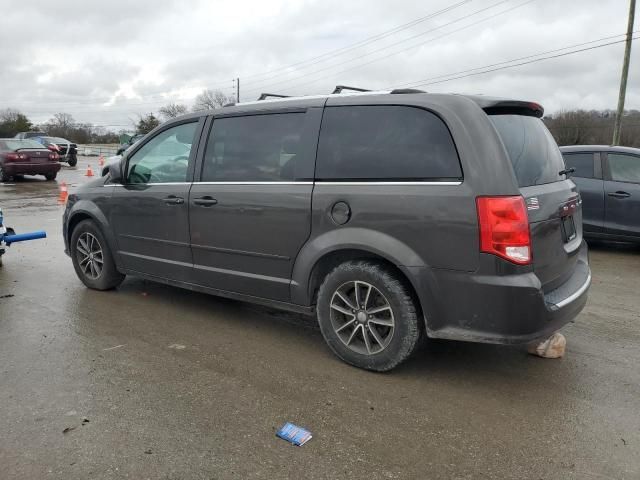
[316,106,461,181]
[201,113,305,182]
[608,153,640,183]
[562,153,595,178]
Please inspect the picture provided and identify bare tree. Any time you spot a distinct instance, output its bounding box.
[192,89,232,111]
[44,112,76,139]
[545,110,594,146]
[159,103,188,120]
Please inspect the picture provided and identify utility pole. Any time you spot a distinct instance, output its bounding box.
[612,0,636,145]
[236,78,240,103]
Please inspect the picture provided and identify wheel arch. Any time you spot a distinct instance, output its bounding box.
[66,202,122,271]
[291,229,428,321]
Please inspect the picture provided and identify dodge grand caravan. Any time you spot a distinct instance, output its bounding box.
[63,90,591,371]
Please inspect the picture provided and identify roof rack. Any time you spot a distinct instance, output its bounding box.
[257,93,290,100]
[332,85,371,94]
[390,88,426,94]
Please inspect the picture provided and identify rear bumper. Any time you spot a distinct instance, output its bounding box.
[3,162,61,176]
[404,241,591,345]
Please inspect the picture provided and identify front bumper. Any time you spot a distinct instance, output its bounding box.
[404,241,591,345]
[3,162,61,176]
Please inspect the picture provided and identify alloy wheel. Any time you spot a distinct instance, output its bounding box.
[329,280,395,355]
[76,232,104,280]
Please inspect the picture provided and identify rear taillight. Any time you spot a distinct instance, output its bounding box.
[49,153,59,161]
[476,196,531,265]
[5,153,27,161]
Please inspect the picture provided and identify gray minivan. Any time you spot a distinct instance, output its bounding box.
[63,90,591,371]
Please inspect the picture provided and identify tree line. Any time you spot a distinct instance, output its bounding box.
[2,92,639,147]
[544,109,640,148]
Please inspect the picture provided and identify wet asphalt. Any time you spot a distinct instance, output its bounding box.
[0,159,639,479]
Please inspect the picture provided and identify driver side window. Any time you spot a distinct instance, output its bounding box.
[126,122,198,184]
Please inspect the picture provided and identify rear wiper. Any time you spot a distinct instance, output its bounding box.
[15,147,45,151]
[559,167,575,176]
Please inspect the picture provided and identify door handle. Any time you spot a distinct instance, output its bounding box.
[163,195,184,205]
[193,196,218,206]
[607,191,631,199]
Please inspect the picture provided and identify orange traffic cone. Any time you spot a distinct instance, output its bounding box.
[85,164,94,177]
[98,155,105,167]
[58,181,68,204]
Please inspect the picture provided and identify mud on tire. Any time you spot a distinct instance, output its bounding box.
[316,260,421,372]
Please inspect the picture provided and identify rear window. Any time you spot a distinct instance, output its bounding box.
[1,139,44,150]
[562,153,595,178]
[316,105,462,181]
[489,115,564,187]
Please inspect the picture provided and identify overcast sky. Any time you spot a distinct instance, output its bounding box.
[0,0,637,130]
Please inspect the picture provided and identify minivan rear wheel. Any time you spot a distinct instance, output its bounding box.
[70,220,125,290]
[317,261,421,371]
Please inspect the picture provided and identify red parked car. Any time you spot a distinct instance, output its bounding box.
[0,138,61,182]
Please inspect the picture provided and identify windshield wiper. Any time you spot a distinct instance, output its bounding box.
[559,167,575,176]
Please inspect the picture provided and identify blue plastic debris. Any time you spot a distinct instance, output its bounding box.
[276,422,312,446]
[3,230,47,245]
[0,207,47,262]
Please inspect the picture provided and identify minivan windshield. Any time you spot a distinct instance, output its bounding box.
[489,115,564,187]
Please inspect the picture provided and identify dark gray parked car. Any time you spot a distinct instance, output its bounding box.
[560,145,640,243]
[63,90,591,371]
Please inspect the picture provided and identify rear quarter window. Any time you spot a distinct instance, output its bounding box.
[489,115,564,187]
[562,153,595,178]
[316,105,462,181]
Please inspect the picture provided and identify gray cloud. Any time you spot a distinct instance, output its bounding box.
[0,0,637,129]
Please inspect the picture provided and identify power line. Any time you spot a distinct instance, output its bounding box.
[391,31,638,89]
[1,2,471,108]
[3,2,472,108]
[238,0,472,86]
[393,35,639,89]
[241,0,532,97]
[25,33,634,124]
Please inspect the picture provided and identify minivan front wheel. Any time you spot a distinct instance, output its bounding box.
[70,220,125,290]
[317,261,421,371]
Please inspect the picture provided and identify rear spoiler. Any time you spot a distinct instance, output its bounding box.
[483,101,544,118]
[463,95,544,118]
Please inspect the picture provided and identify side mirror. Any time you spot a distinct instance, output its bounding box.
[106,157,125,183]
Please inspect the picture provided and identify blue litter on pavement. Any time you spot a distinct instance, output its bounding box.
[276,422,312,446]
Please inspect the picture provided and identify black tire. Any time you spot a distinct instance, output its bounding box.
[0,165,10,182]
[70,219,125,290]
[68,154,77,167]
[44,173,57,181]
[316,261,421,372]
